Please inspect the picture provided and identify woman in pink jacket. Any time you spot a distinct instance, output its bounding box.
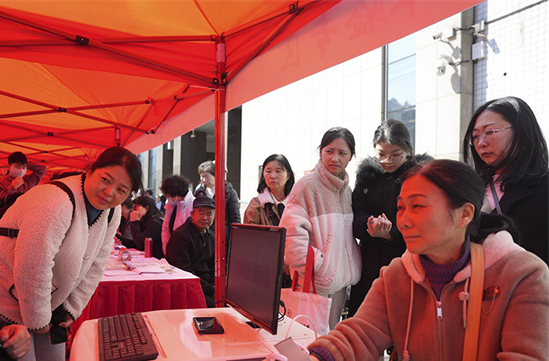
[280,127,361,331]
[307,160,548,361]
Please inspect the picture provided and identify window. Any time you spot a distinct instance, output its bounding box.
[386,33,416,147]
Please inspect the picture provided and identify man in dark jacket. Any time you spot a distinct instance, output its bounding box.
[165,196,216,307]
[194,160,241,259]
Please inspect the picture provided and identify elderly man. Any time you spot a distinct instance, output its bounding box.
[165,195,216,307]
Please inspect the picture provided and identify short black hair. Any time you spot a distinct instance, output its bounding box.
[8,152,27,166]
[89,147,143,193]
[121,196,134,210]
[160,175,190,197]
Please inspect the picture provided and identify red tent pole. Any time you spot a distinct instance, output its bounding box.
[214,86,226,308]
[214,37,227,308]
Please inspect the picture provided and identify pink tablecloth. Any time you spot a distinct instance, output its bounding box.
[70,251,207,338]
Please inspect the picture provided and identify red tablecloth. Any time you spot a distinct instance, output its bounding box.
[70,253,207,338]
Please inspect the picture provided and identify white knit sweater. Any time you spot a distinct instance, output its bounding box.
[0,175,120,330]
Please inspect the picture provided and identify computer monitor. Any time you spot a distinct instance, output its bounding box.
[225,223,286,335]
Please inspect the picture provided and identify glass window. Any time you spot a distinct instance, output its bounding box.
[386,33,416,148]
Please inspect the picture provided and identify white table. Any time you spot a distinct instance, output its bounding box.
[70,307,317,361]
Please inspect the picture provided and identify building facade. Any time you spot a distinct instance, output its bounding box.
[139,1,549,214]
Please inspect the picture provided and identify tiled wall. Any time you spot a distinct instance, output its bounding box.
[474,0,549,137]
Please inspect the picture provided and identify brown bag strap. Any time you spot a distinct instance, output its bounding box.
[462,242,485,361]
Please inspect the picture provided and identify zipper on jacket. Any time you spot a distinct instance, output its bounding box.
[420,281,445,360]
[436,301,442,319]
[436,300,444,361]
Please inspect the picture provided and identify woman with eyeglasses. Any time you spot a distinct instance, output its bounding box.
[307,160,548,361]
[348,119,432,317]
[463,96,548,264]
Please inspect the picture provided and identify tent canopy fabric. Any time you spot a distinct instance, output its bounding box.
[0,0,338,173]
[0,0,481,175]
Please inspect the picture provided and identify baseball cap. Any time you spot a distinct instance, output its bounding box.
[193,195,215,209]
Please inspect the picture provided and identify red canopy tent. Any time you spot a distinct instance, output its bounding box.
[0,0,482,303]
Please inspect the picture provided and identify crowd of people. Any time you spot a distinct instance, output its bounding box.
[0,96,547,360]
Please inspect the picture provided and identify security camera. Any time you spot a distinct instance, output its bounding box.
[436,58,446,76]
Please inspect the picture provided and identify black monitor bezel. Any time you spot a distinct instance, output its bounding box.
[225,223,286,335]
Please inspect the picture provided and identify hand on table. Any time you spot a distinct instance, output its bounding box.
[0,324,31,359]
[366,213,392,240]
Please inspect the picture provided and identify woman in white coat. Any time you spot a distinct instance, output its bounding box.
[280,127,361,330]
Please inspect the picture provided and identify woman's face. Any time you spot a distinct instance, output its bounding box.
[133,203,148,218]
[200,172,215,189]
[84,165,133,210]
[320,137,352,176]
[396,174,472,265]
[472,110,514,167]
[374,142,407,173]
[263,160,290,194]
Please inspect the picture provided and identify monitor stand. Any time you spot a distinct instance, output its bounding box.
[246,321,261,329]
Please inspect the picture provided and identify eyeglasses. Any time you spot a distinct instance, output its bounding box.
[375,152,405,163]
[467,127,513,146]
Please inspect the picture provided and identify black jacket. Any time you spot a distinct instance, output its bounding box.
[496,174,548,264]
[349,155,432,316]
[127,215,164,260]
[194,180,241,253]
[165,217,215,297]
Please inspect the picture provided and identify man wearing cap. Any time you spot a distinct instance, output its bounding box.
[0,151,46,201]
[166,195,216,307]
[194,160,241,259]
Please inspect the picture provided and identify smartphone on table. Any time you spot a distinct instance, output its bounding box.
[193,317,225,334]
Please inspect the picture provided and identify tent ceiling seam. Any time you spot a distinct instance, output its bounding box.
[0,8,216,87]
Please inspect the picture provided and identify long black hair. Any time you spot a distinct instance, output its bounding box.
[132,195,162,225]
[463,96,548,189]
[401,159,519,243]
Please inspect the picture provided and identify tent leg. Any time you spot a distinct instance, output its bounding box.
[214,87,227,308]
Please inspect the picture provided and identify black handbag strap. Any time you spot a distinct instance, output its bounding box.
[489,180,503,215]
[0,181,75,238]
[168,204,178,234]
